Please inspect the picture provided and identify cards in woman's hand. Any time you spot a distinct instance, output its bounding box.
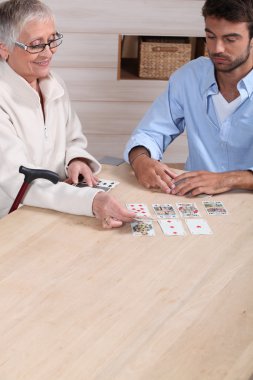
[76,178,119,192]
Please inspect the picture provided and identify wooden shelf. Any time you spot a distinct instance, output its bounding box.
[118,35,206,81]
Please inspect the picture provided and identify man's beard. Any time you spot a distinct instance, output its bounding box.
[208,43,251,73]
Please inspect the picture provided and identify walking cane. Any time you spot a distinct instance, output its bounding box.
[9,165,59,214]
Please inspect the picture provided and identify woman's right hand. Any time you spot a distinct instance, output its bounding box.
[92,192,135,229]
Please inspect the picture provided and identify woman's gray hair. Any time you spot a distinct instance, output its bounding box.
[0,0,55,50]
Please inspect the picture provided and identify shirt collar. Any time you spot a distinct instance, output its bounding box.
[201,60,253,99]
[238,69,253,98]
[0,60,64,103]
[202,63,218,97]
[39,72,64,101]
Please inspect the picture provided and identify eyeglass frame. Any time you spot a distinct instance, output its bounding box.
[14,32,63,54]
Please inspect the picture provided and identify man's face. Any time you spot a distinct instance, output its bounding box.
[205,16,253,73]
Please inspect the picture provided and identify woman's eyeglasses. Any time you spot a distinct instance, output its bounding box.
[15,32,63,54]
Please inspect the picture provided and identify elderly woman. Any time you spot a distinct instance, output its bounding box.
[0,0,135,228]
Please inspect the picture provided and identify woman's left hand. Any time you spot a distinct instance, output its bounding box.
[67,158,99,186]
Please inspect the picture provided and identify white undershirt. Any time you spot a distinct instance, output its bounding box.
[212,92,241,124]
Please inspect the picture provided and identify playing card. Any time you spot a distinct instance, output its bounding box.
[130,220,155,236]
[126,203,151,218]
[185,218,213,235]
[97,178,119,190]
[176,202,201,217]
[202,201,228,215]
[158,219,186,236]
[76,178,119,192]
[152,203,177,218]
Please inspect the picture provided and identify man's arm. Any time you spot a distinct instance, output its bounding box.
[129,146,177,193]
[128,146,151,166]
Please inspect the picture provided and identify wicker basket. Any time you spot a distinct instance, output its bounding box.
[138,36,191,80]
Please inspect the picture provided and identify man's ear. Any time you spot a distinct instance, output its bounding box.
[0,43,9,60]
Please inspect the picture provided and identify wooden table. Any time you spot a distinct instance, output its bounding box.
[0,164,253,380]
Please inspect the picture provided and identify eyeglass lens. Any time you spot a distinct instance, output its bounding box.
[27,35,63,53]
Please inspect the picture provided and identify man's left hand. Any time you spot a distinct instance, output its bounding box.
[171,170,253,196]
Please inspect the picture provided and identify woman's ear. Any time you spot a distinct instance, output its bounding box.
[0,43,9,60]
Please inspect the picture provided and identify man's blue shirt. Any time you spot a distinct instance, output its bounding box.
[124,57,253,172]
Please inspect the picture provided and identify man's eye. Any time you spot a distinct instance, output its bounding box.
[206,35,215,40]
[226,38,236,43]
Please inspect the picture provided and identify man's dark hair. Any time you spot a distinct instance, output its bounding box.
[202,0,253,38]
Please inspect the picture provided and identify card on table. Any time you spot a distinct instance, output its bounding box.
[185,218,213,235]
[76,178,119,192]
[130,220,155,236]
[126,203,151,218]
[158,219,186,236]
[202,201,228,215]
[176,202,201,218]
[152,203,177,219]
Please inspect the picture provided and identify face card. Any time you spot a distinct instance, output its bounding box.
[152,203,177,218]
[185,218,213,235]
[126,203,151,218]
[130,220,155,236]
[158,219,186,236]
[176,202,201,217]
[202,201,228,215]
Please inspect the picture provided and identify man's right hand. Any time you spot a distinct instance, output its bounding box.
[131,153,177,193]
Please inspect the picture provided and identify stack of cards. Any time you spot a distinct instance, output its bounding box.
[76,178,119,192]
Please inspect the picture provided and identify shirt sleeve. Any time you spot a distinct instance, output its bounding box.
[124,78,186,162]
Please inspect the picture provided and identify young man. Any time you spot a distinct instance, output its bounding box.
[124,0,253,196]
